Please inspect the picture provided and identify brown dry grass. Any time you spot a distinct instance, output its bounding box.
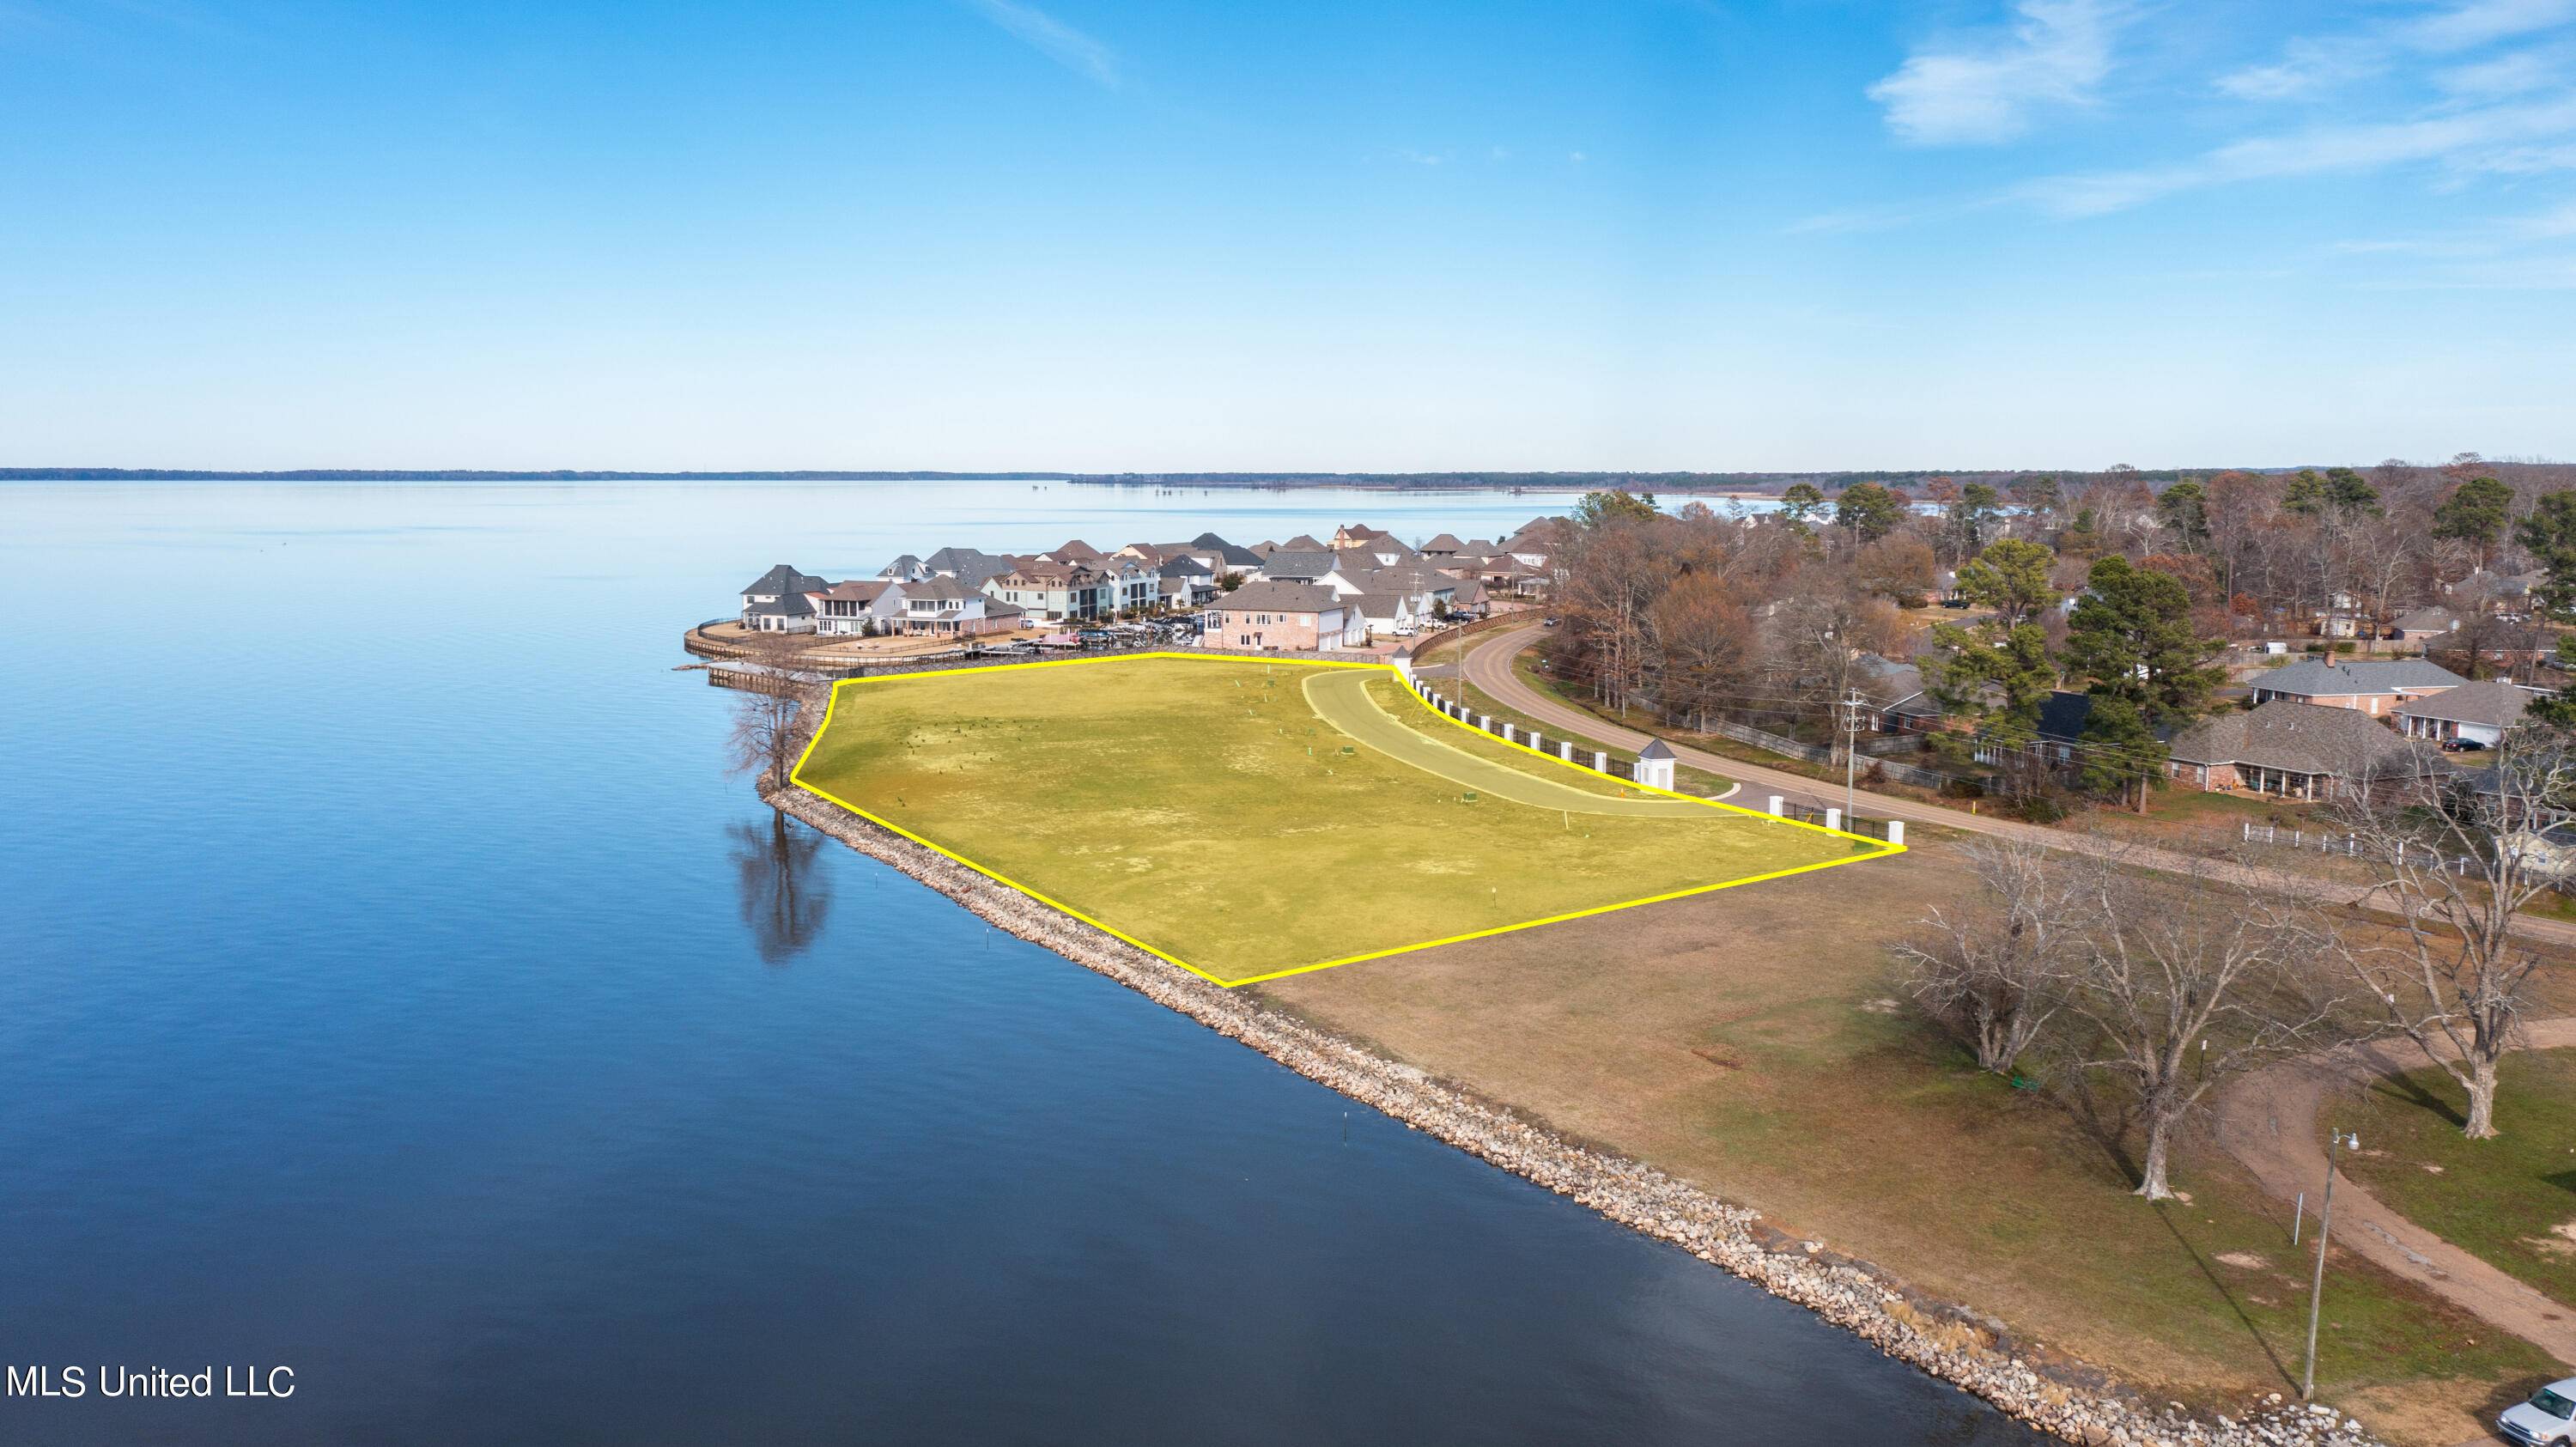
[1252,840,2555,1441]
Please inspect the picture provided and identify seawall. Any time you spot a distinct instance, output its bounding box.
[762,776,2386,1447]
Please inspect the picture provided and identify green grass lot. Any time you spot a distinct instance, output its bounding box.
[793,655,1868,984]
[2331,1049,2576,1308]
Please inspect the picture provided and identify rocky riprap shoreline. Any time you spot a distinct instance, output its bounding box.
[765,780,2391,1447]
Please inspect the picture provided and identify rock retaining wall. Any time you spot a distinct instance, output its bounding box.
[764,778,2388,1447]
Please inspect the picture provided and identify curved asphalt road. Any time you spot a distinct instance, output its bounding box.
[1301,671,1711,818]
[1460,623,2576,950]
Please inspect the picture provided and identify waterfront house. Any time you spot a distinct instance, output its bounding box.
[2247,658,2466,716]
[1419,532,1467,558]
[805,578,907,636]
[740,563,832,633]
[2393,678,2543,747]
[1212,581,1364,651]
[1189,532,1266,577]
[2164,700,2442,799]
[1099,556,1163,615]
[898,576,1022,636]
[1156,555,1217,606]
[983,560,1115,623]
[922,547,1017,588]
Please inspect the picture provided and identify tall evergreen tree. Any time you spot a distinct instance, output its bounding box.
[2433,476,2514,565]
[2515,489,2576,622]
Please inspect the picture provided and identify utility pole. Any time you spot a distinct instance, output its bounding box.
[2302,1129,2358,1401]
[1839,688,1867,825]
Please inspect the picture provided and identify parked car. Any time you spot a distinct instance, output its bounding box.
[2441,738,2488,752]
[1541,617,1559,627]
[2500,1380,2576,1444]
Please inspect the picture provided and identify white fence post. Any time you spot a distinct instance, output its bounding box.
[1503,724,1516,744]
[1886,820,1905,846]
[1479,714,1492,731]
[1559,741,1573,762]
[1825,807,1843,831]
[1593,750,1608,772]
[1767,794,1784,816]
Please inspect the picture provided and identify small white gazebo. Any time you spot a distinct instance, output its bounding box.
[1635,738,1677,791]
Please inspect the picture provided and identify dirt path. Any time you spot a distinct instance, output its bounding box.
[1459,623,2576,951]
[2212,1021,2576,1365]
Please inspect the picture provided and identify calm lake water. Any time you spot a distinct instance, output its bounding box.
[0,480,2039,1445]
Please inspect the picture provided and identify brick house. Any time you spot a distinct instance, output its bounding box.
[1212,581,1364,651]
[2164,700,2444,799]
[2245,658,2467,717]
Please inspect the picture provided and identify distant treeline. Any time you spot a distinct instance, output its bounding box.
[1066,468,2347,493]
[0,468,1066,481]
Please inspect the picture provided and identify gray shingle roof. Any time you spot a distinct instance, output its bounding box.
[2251,658,2467,697]
[1639,739,1676,761]
[2390,605,2461,633]
[1217,581,1341,614]
[1258,549,1339,581]
[2393,678,2539,727]
[2169,700,2438,776]
[743,562,830,597]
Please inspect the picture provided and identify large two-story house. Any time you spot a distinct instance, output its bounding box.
[739,563,832,633]
[983,560,1115,623]
[898,576,1023,636]
[805,578,907,636]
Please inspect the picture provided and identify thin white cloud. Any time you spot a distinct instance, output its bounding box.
[2221,0,2576,100]
[2215,38,2384,100]
[2018,90,2576,215]
[959,0,1119,88]
[1866,0,2132,145]
[2436,46,2571,94]
[2402,0,2576,53]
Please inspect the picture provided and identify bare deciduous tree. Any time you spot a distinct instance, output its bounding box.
[724,632,818,791]
[1893,839,2081,1075]
[2319,733,2573,1138]
[2059,854,2351,1200]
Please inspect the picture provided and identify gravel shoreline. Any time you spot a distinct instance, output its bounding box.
[766,778,2391,1447]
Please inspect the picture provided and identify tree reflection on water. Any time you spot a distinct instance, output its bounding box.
[729,811,832,964]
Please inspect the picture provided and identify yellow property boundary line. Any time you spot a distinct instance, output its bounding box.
[788,651,1904,987]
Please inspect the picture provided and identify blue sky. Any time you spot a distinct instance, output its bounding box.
[3,0,2571,470]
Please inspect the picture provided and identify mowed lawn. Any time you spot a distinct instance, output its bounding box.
[793,655,1867,982]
